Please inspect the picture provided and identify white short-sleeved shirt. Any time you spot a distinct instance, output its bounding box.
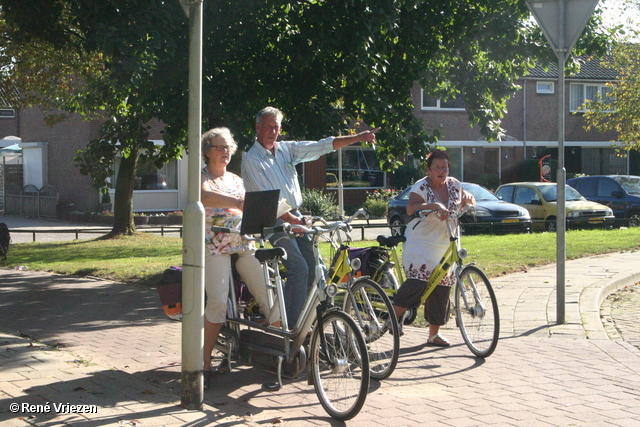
[402,176,462,286]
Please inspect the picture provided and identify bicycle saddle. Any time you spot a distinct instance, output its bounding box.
[254,247,287,263]
[376,235,406,247]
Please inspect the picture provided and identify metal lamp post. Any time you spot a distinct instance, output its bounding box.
[178,0,205,410]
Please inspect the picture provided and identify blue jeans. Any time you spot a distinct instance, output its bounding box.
[269,211,316,327]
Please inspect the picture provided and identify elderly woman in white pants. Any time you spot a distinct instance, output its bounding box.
[200,127,276,389]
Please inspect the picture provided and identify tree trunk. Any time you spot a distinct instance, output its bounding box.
[108,147,139,237]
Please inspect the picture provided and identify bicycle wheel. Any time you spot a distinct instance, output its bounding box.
[455,265,499,358]
[309,309,370,421]
[343,278,399,380]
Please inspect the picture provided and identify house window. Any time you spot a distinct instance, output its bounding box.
[421,89,465,110]
[326,146,385,189]
[570,83,613,112]
[536,81,554,94]
[110,156,178,190]
[0,109,15,118]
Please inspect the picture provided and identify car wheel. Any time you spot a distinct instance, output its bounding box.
[629,213,640,228]
[390,218,404,236]
[546,217,557,232]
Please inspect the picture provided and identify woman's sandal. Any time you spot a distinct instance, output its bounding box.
[427,333,450,347]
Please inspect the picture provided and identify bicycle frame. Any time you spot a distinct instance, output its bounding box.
[211,220,358,377]
[216,229,328,358]
[211,218,372,420]
[370,240,404,291]
[406,208,495,323]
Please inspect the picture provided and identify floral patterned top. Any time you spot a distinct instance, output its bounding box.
[402,176,462,286]
[202,168,254,256]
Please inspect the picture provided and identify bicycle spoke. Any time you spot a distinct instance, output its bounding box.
[343,279,399,380]
[455,266,499,358]
[310,310,369,420]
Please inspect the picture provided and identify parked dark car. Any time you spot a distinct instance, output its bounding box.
[387,182,532,236]
[567,175,640,227]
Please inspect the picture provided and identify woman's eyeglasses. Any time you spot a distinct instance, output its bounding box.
[212,145,232,152]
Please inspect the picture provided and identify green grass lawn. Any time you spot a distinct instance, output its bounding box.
[2,228,639,287]
[4,234,183,287]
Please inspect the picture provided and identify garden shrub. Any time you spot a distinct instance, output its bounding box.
[301,188,340,220]
[363,189,399,218]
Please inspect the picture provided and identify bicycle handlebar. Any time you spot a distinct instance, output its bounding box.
[287,220,350,237]
[212,209,368,243]
[416,204,474,219]
[310,207,368,226]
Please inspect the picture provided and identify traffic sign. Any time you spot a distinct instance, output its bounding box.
[526,0,600,60]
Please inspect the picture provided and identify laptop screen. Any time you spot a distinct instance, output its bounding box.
[240,189,281,235]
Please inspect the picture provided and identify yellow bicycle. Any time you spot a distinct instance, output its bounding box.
[320,210,400,380]
[373,207,500,358]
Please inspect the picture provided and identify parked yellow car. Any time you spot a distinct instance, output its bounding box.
[495,182,615,231]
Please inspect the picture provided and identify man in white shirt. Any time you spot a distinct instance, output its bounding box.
[242,106,379,326]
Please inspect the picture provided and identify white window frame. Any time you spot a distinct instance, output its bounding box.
[0,109,16,118]
[325,146,387,190]
[536,81,554,94]
[109,141,179,192]
[570,82,614,112]
[420,89,466,111]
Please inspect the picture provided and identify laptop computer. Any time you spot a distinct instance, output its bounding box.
[240,189,281,235]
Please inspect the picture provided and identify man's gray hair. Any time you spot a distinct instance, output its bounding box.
[256,106,283,124]
[201,127,237,164]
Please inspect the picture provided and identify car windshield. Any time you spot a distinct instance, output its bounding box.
[613,176,640,195]
[462,183,499,201]
[538,184,585,202]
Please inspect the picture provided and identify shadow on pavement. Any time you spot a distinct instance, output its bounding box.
[0,272,164,346]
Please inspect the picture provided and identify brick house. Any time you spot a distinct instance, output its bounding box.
[301,56,634,206]
[406,55,637,188]
[0,104,189,214]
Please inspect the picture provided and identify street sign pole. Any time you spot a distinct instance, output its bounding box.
[557,20,567,323]
[525,0,599,324]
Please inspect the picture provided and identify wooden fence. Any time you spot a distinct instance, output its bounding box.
[1,163,23,211]
[4,184,59,218]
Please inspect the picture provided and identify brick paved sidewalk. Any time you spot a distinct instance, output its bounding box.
[1,250,640,426]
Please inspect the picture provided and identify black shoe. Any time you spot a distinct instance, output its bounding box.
[203,370,212,390]
[204,359,231,390]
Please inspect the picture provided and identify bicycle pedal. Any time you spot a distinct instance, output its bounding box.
[261,382,281,392]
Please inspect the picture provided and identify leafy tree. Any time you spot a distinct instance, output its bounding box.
[583,42,640,153]
[198,0,611,169]
[1,0,612,237]
[0,0,189,236]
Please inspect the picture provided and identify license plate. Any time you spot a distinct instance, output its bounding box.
[502,219,519,223]
[588,217,604,224]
